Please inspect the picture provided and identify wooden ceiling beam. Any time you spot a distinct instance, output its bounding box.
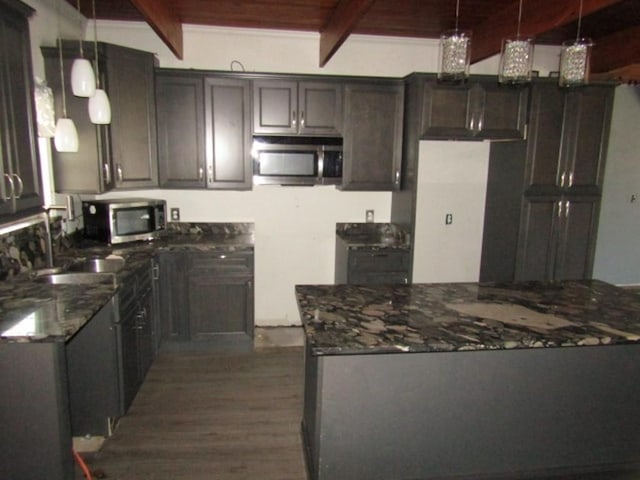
[319,0,375,67]
[590,25,640,74]
[470,0,626,63]
[129,0,184,59]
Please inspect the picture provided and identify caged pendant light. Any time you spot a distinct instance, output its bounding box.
[54,38,79,152]
[88,0,111,124]
[498,0,534,84]
[438,0,471,83]
[558,0,593,87]
[70,0,96,97]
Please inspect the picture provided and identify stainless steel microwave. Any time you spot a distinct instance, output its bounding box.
[252,136,343,186]
[82,198,166,244]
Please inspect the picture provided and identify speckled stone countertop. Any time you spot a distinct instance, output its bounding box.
[0,223,254,344]
[336,223,410,249]
[296,280,640,356]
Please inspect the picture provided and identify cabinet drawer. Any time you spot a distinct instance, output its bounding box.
[187,252,253,274]
[348,249,410,273]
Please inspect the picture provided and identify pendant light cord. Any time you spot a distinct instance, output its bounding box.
[576,0,583,41]
[92,0,100,88]
[58,37,68,118]
[76,0,84,58]
[454,0,460,31]
[516,0,524,37]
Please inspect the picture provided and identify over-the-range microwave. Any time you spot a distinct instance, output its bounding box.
[252,136,343,186]
[82,198,166,244]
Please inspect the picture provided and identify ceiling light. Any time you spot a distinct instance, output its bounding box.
[88,0,111,124]
[54,38,79,153]
[70,0,95,97]
[559,0,592,87]
[438,0,471,83]
[498,0,534,84]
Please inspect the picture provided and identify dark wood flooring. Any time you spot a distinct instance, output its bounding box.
[78,347,306,480]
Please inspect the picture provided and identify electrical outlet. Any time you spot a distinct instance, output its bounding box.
[171,208,180,221]
[366,209,374,223]
[445,213,453,225]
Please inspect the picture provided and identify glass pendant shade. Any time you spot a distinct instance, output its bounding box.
[70,58,95,97]
[559,38,593,86]
[499,36,534,84]
[54,118,79,152]
[89,88,111,124]
[438,29,471,82]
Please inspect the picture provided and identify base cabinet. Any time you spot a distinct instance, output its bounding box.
[158,250,254,349]
[335,238,410,285]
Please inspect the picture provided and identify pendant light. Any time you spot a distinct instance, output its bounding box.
[498,0,534,84]
[70,0,96,97]
[88,0,111,124]
[558,0,592,87]
[438,0,471,83]
[54,38,79,152]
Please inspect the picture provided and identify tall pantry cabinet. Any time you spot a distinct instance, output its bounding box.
[480,80,614,282]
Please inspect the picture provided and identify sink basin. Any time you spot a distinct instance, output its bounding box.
[34,272,117,286]
[68,256,125,273]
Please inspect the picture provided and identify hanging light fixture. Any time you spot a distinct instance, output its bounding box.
[558,0,593,87]
[438,0,471,83]
[88,0,111,124]
[498,0,534,84]
[70,0,96,97]
[54,38,79,152]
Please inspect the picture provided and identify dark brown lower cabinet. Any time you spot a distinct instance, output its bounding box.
[335,238,410,285]
[158,250,254,350]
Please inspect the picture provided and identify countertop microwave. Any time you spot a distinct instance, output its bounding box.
[252,136,343,186]
[82,198,166,244]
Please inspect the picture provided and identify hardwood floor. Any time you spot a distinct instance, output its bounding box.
[80,347,307,480]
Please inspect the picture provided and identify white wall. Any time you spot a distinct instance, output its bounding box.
[24,2,566,325]
[593,86,640,286]
[412,141,490,283]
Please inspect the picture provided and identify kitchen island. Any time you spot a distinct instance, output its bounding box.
[296,280,640,480]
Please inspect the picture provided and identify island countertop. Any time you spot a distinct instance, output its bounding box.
[296,280,640,355]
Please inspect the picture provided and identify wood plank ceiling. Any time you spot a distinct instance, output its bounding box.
[68,0,640,82]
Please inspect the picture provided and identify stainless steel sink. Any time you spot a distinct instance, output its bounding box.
[34,272,117,286]
[68,256,125,274]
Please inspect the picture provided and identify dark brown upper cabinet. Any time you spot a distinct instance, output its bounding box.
[42,42,157,193]
[0,0,43,216]
[156,71,252,190]
[419,77,528,140]
[524,82,614,197]
[340,80,404,191]
[253,79,343,136]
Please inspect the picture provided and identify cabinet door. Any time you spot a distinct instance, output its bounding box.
[523,83,566,196]
[157,252,188,341]
[515,197,559,282]
[561,87,613,195]
[108,45,158,189]
[253,80,298,134]
[0,8,42,213]
[341,82,404,190]
[204,77,252,189]
[43,45,114,193]
[119,306,140,413]
[554,197,600,281]
[156,74,205,188]
[476,82,528,139]
[298,82,342,136]
[420,81,475,139]
[188,273,253,342]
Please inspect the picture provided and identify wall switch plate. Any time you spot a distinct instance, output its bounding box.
[366,210,374,223]
[171,208,180,221]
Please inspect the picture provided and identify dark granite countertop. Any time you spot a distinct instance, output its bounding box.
[296,280,640,356]
[336,222,410,249]
[0,223,254,344]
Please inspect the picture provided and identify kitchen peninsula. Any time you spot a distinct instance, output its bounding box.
[296,280,640,480]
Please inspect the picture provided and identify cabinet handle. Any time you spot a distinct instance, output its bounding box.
[557,200,563,219]
[565,200,570,218]
[117,164,123,183]
[568,172,574,188]
[103,162,111,185]
[395,169,400,185]
[300,110,305,128]
[3,174,14,200]
[12,174,23,198]
[560,172,566,188]
[198,166,204,181]
[403,277,408,284]
[292,110,297,128]
[152,264,159,280]
[207,164,213,183]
